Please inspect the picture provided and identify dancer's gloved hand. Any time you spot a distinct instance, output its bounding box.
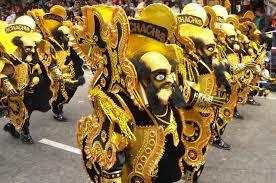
[210,96,227,107]
[50,66,63,82]
[196,93,226,108]
[244,62,257,70]
[2,78,18,95]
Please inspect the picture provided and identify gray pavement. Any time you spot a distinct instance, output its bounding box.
[0,72,276,183]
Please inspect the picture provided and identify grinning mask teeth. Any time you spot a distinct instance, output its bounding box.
[140,51,174,105]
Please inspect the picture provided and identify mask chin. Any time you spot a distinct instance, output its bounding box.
[248,48,254,56]
[157,88,172,105]
[145,82,168,114]
[233,44,240,52]
[25,54,33,62]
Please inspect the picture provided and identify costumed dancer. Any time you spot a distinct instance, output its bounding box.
[238,11,273,105]
[31,5,85,121]
[210,5,254,120]
[0,16,44,143]
[74,4,187,183]
[201,5,247,149]
[169,3,229,182]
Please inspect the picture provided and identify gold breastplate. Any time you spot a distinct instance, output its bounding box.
[198,72,217,96]
[12,63,29,91]
[181,108,214,168]
[181,73,217,169]
[123,126,166,183]
[227,53,240,65]
[216,82,239,136]
[241,55,253,63]
[55,49,70,68]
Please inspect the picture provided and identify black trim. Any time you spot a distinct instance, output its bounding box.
[129,19,168,43]
[5,24,31,33]
[44,13,63,23]
[177,15,204,27]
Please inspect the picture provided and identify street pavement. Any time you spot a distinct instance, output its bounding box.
[1,72,276,183]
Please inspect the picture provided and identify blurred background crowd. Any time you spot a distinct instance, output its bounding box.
[0,0,275,32]
[1,0,181,23]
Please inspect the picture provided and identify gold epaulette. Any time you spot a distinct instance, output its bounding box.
[37,39,55,67]
[89,87,136,141]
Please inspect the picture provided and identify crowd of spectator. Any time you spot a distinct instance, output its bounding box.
[0,0,189,23]
[0,0,275,33]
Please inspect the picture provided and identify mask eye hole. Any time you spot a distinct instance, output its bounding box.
[155,74,166,81]
[207,46,214,52]
[229,37,235,41]
[24,46,33,50]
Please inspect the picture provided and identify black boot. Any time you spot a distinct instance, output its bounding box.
[21,120,33,144]
[258,89,264,96]
[247,97,261,106]
[21,133,34,144]
[0,105,8,117]
[212,137,231,150]
[52,102,67,122]
[234,110,244,120]
[234,107,244,120]
[53,112,67,122]
[3,123,20,138]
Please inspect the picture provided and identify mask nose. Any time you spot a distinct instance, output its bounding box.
[234,44,240,51]
[31,47,35,53]
[25,46,35,54]
[166,74,174,84]
[214,48,219,55]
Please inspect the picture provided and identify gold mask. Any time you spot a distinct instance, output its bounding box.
[140,51,174,105]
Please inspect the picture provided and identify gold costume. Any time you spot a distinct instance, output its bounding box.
[27,8,63,104]
[169,3,226,182]
[27,6,77,107]
[74,4,187,183]
[74,2,272,183]
[0,17,41,129]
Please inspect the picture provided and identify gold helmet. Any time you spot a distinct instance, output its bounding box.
[239,13,259,41]
[50,5,67,19]
[242,11,255,22]
[127,3,183,61]
[15,15,36,30]
[179,3,207,27]
[212,5,228,23]
[177,3,215,45]
[220,23,237,36]
[62,20,73,28]
[43,5,67,34]
[0,16,42,54]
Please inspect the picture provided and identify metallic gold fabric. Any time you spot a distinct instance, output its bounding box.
[123,126,166,183]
